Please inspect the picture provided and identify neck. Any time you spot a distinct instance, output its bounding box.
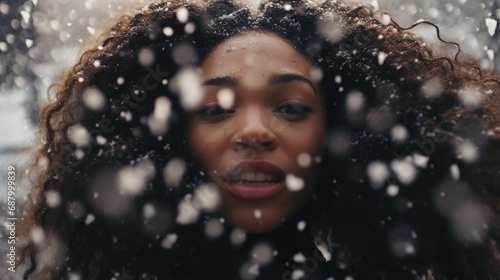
[245,201,318,253]
[193,203,326,279]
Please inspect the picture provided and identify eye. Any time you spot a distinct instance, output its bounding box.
[197,104,233,116]
[274,101,312,115]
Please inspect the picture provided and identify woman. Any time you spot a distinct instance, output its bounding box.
[17,0,500,279]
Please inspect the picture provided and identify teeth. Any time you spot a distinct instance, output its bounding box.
[232,172,279,182]
[256,172,266,181]
[246,172,256,181]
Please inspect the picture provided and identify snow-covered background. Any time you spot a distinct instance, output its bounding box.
[0,0,498,274]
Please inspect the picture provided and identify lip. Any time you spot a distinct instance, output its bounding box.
[226,160,286,200]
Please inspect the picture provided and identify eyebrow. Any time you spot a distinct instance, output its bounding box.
[269,74,317,95]
[202,76,237,86]
[202,73,318,94]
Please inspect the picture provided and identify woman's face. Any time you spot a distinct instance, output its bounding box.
[187,32,327,233]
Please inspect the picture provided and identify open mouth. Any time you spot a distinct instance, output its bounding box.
[226,161,286,200]
[229,172,283,185]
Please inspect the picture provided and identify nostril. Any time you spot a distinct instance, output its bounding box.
[233,138,274,151]
[261,140,272,147]
[236,139,249,150]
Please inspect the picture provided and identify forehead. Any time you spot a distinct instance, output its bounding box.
[211,32,296,53]
[200,32,313,78]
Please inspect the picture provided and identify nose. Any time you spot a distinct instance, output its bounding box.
[230,107,277,152]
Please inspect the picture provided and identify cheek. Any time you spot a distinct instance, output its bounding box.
[186,125,212,167]
[279,116,326,191]
[282,117,326,157]
[186,124,229,171]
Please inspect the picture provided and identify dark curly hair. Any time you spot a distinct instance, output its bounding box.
[16,0,500,279]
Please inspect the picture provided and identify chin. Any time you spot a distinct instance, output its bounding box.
[222,207,289,234]
[221,197,312,234]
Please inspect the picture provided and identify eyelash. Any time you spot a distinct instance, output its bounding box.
[197,101,312,118]
[273,101,312,115]
[197,104,233,116]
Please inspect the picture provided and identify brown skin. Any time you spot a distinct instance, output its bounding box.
[17,1,500,278]
[187,32,327,233]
